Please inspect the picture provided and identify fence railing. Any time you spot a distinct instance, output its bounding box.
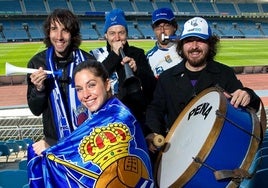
[0,116,43,142]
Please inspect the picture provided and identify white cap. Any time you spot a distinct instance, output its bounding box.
[180,17,211,40]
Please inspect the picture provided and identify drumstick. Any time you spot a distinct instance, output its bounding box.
[153,134,165,147]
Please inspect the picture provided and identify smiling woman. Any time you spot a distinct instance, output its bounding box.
[0,39,268,75]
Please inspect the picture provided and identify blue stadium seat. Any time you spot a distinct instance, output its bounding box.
[24,0,47,15]
[135,0,154,13]
[0,0,22,14]
[23,138,33,145]
[0,169,28,188]
[195,2,216,15]
[71,0,92,15]
[245,168,268,188]
[175,1,195,14]
[114,0,134,12]
[19,159,28,171]
[15,140,28,155]
[92,0,113,12]
[216,2,237,15]
[155,1,175,12]
[0,144,11,162]
[47,0,69,11]
[5,140,21,158]
[237,3,259,13]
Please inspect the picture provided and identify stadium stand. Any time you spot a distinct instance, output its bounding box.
[47,0,69,12]
[71,0,92,15]
[216,2,238,15]
[155,0,176,12]
[135,0,154,12]
[114,0,135,12]
[92,0,113,12]
[175,1,196,15]
[24,0,47,15]
[262,3,268,13]
[0,0,268,41]
[195,1,216,15]
[0,0,22,14]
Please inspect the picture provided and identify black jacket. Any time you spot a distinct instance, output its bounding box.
[27,49,94,145]
[101,42,157,132]
[145,59,261,136]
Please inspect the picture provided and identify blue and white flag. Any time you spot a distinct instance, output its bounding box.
[28,97,154,188]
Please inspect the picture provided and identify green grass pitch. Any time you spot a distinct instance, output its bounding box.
[1,39,268,75]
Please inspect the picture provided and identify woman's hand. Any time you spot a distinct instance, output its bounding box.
[32,139,50,156]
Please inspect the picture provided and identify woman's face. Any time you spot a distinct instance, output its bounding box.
[75,69,110,112]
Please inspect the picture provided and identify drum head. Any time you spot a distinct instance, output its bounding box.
[156,88,227,187]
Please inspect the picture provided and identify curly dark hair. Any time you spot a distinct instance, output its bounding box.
[43,8,81,49]
[177,35,220,62]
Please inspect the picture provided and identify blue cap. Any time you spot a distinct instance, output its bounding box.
[104,9,128,33]
[152,8,175,25]
[180,17,212,40]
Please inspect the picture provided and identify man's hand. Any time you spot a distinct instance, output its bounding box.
[30,67,47,91]
[145,133,165,153]
[224,89,250,108]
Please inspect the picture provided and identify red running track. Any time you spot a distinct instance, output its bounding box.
[0,73,267,107]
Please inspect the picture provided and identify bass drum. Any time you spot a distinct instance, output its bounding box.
[156,87,261,188]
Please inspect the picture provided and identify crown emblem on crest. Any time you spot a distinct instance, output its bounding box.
[79,123,132,170]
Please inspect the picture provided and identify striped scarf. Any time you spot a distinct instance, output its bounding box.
[46,47,88,140]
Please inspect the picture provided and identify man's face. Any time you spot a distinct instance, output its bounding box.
[105,25,127,46]
[49,20,71,57]
[153,21,177,46]
[182,37,209,68]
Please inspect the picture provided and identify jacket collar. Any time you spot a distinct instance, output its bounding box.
[106,41,130,53]
[171,59,222,76]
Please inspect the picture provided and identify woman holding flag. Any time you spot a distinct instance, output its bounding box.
[27,60,154,188]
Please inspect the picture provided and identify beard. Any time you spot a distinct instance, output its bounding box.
[183,49,208,68]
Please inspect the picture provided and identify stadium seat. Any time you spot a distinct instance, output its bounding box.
[246,168,268,188]
[0,169,28,188]
[15,140,28,156]
[4,141,20,158]
[23,138,34,147]
[19,159,27,171]
[0,144,11,162]
[255,147,268,159]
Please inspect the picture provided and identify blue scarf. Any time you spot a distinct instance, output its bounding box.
[46,47,88,140]
[27,97,154,188]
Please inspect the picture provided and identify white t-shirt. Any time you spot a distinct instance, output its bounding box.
[146,42,182,78]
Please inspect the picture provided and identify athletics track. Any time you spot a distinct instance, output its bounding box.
[0,73,267,108]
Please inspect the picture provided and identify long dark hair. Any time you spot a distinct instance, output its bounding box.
[43,8,81,48]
